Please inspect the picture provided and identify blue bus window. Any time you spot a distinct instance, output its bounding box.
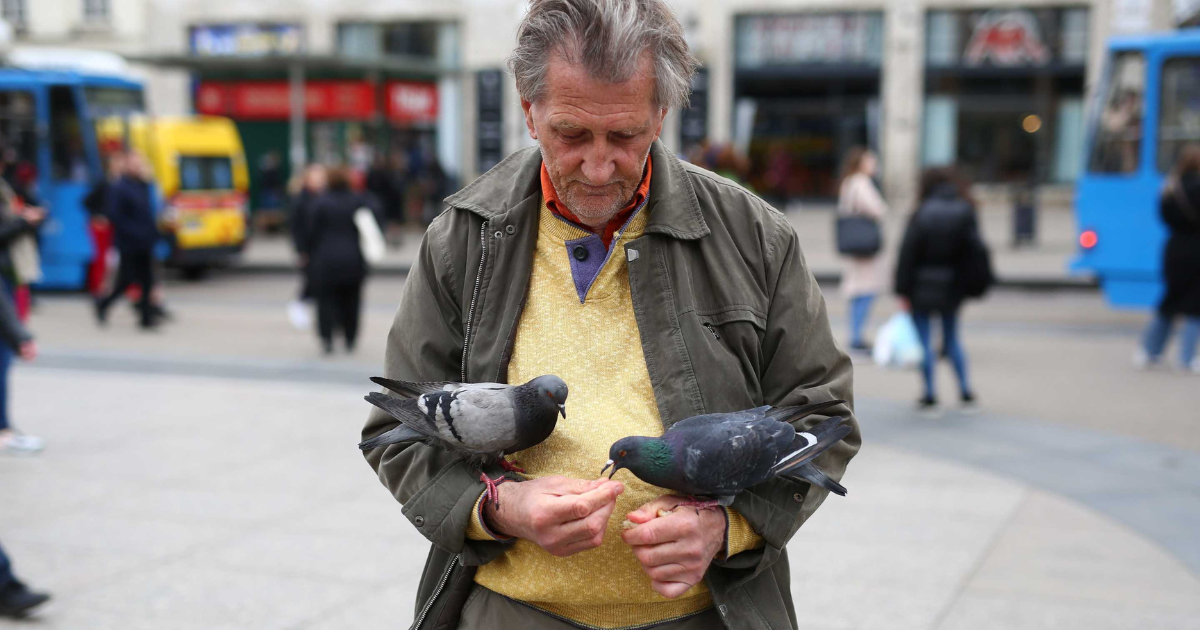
[1089,52,1145,174]
[48,86,91,183]
[1158,57,1200,172]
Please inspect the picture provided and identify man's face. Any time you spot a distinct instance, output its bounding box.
[523,53,666,229]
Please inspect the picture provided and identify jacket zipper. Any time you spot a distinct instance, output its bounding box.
[410,555,458,630]
[461,221,488,382]
[703,322,721,340]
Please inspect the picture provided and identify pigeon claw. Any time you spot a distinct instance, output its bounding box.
[479,473,508,510]
[499,459,526,474]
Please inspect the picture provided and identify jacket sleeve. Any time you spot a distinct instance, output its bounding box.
[894,215,921,298]
[361,209,514,566]
[715,214,860,577]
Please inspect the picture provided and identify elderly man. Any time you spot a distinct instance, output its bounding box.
[362,1,859,628]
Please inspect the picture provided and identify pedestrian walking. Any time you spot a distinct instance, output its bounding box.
[286,164,326,330]
[94,153,161,330]
[83,151,124,297]
[1136,144,1200,373]
[895,168,983,411]
[304,166,375,355]
[837,147,888,352]
[0,541,50,618]
[0,180,42,454]
[361,2,858,628]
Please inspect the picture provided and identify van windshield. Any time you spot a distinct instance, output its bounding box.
[179,156,234,191]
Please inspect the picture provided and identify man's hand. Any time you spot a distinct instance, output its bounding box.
[17,340,36,362]
[621,495,727,599]
[484,476,623,557]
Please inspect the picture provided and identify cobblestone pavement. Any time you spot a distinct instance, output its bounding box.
[1,275,1197,629]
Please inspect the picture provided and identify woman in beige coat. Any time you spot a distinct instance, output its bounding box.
[838,147,888,351]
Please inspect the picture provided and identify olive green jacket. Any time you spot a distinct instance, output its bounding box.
[362,140,860,630]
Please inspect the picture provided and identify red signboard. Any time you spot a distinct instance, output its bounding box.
[196,81,377,120]
[386,81,439,124]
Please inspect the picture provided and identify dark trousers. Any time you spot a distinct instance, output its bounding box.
[98,250,155,327]
[0,540,14,590]
[912,309,972,400]
[315,281,363,350]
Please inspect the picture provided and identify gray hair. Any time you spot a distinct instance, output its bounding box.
[509,0,699,110]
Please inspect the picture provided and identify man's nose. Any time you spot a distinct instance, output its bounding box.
[580,139,616,186]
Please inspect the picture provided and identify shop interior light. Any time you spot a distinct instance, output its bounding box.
[1080,229,1098,249]
[1022,115,1042,133]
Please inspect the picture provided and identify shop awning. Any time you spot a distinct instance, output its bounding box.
[125,53,458,78]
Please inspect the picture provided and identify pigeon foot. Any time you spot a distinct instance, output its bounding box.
[674,498,722,513]
[499,459,526,474]
[480,473,508,509]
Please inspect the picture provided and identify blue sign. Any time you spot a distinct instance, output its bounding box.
[190,24,305,57]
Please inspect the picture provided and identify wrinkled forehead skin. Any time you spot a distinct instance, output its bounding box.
[534,50,662,139]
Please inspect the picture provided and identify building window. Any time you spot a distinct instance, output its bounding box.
[82,0,109,23]
[1,0,26,30]
[337,21,459,67]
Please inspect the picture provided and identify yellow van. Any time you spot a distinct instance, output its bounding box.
[97,116,249,274]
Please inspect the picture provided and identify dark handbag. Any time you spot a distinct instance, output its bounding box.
[961,235,995,299]
[836,215,882,257]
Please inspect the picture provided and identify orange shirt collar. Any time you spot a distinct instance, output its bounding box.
[540,156,652,247]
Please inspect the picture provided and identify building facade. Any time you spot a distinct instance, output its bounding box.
[7,0,1177,209]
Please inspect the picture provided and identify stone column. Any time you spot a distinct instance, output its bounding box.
[880,0,925,211]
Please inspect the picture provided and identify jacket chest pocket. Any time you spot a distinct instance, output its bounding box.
[684,308,765,411]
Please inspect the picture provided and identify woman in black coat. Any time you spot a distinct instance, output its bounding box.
[1138,145,1200,372]
[895,168,982,410]
[303,167,375,355]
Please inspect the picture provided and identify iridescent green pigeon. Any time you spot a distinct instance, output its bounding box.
[602,400,852,508]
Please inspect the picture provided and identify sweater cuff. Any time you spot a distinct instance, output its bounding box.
[466,491,512,541]
[723,507,764,558]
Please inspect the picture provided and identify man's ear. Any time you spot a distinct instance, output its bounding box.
[651,107,668,141]
[521,99,538,140]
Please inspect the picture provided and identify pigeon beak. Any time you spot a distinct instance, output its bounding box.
[558,403,567,419]
[600,459,614,477]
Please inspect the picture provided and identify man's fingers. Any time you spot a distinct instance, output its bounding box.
[651,581,694,599]
[645,563,692,583]
[549,482,623,521]
[543,476,602,496]
[622,510,690,546]
[631,540,687,568]
[556,501,617,545]
[627,495,684,524]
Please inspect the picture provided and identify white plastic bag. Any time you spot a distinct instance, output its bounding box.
[872,312,924,369]
[354,207,386,266]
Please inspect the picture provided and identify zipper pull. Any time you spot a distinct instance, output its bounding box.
[703,323,720,340]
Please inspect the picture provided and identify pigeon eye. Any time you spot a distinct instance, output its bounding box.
[619,450,627,458]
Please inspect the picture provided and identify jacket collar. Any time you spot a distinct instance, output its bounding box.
[445,139,708,241]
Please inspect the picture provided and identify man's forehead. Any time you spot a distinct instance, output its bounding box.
[537,54,657,122]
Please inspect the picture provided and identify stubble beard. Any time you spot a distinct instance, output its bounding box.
[539,146,645,230]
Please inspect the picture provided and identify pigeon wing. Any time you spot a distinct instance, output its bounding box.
[364,392,444,443]
[438,384,519,453]
[772,416,853,476]
[370,377,508,398]
[679,416,791,496]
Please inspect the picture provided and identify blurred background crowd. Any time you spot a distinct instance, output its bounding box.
[0,0,1199,627]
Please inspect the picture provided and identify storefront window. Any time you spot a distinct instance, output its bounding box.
[1158,57,1200,172]
[337,22,458,67]
[1088,52,1145,174]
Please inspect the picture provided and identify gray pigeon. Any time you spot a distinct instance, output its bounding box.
[361,375,568,505]
[601,401,852,508]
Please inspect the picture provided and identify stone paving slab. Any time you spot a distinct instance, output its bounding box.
[2,369,1197,630]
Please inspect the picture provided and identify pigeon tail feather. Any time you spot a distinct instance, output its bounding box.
[781,463,847,496]
[358,423,424,450]
[772,416,852,475]
[370,377,457,398]
[765,399,846,423]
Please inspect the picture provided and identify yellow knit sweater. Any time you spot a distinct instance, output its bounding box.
[466,201,761,629]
